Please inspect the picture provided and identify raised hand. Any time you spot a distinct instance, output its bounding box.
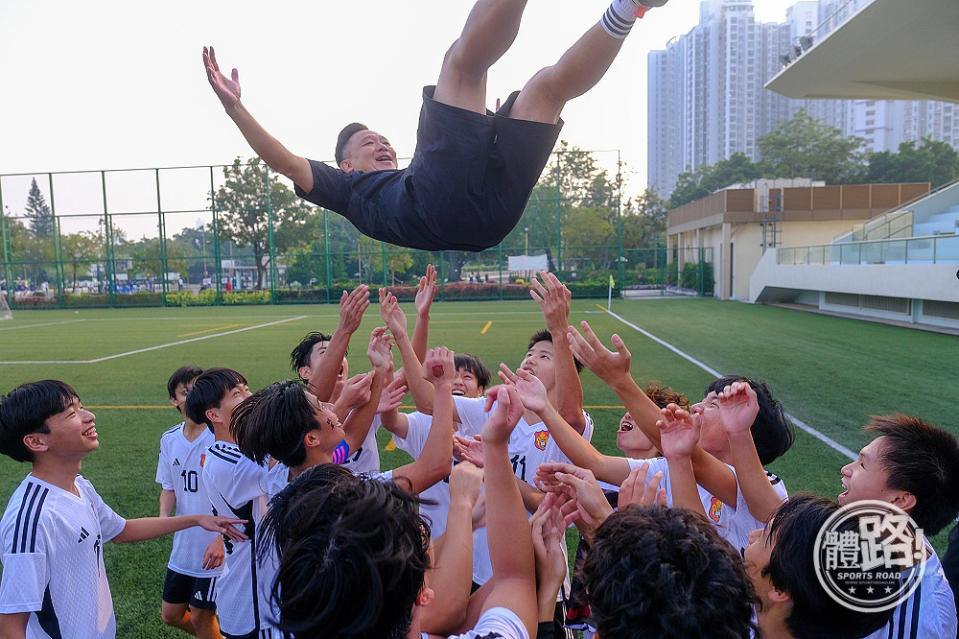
[414,264,438,317]
[449,460,484,508]
[339,285,370,334]
[618,461,667,508]
[367,326,394,372]
[453,434,485,468]
[530,493,569,596]
[423,346,455,386]
[379,288,408,337]
[530,271,572,333]
[657,403,701,460]
[499,364,549,415]
[717,381,759,435]
[482,385,524,445]
[337,373,374,412]
[537,463,614,543]
[377,374,407,414]
[203,46,241,110]
[566,321,632,384]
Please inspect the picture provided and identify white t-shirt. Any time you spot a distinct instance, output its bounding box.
[625,457,788,552]
[454,396,594,586]
[340,414,381,475]
[202,441,280,636]
[0,475,126,639]
[392,411,453,538]
[448,606,529,639]
[863,543,957,639]
[155,423,222,577]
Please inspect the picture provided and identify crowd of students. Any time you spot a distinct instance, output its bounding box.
[2,266,959,639]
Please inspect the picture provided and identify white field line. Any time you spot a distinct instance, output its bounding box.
[0,319,86,332]
[604,309,857,461]
[0,316,308,365]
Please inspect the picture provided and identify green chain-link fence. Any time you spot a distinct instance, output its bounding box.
[0,156,713,309]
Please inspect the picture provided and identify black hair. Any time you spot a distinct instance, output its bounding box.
[260,464,431,639]
[0,380,79,462]
[232,380,315,467]
[184,368,247,432]
[706,376,793,465]
[865,414,959,535]
[290,332,334,381]
[454,353,491,390]
[764,494,893,638]
[582,504,757,639]
[335,122,369,164]
[527,328,583,373]
[167,365,203,399]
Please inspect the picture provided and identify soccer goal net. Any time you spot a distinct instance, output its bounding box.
[0,293,12,320]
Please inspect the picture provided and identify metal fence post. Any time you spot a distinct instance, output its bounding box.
[210,166,223,304]
[48,173,65,307]
[156,169,169,305]
[264,166,277,303]
[101,171,116,307]
[324,209,332,303]
[0,182,14,309]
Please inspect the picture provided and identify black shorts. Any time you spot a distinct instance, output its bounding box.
[221,629,285,639]
[162,569,217,611]
[409,85,563,251]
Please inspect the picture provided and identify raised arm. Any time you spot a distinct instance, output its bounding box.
[411,264,438,362]
[657,404,707,516]
[531,272,585,432]
[202,46,313,190]
[307,285,370,402]
[719,381,785,523]
[566,322,738,505]
[391,347,456,494]
[340,328,391,453]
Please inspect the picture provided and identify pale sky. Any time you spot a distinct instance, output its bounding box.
[0,0,798,231]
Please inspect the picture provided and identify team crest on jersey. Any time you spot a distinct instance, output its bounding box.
[708,497,723,523]
[534,430,549,450]
[200,454,206,467]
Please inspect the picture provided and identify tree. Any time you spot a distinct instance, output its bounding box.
[758,110,866,184]
[130,237,188,283]
[865,139,959,189]
[668,153,762,209]
[60,231,101,289]
[24,178,55,237]
[622,189,668,248]
[213,158,312,289]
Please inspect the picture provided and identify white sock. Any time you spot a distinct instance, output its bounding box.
[601,0,640,39]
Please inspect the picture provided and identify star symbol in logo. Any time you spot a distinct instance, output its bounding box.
[866,586,874,594]
[884,586,893,594]
[848,586,857,594]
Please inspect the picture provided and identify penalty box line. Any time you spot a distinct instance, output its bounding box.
[0,316,308,365]
[603,309,857,461]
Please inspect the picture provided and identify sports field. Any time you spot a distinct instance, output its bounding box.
[1,297,957,638]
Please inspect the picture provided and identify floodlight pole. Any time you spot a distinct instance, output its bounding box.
[0,183,14,309]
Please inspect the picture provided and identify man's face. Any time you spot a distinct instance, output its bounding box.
[452,366,483,398]
[616,411,657,455]
[213,383,251,426]
[39,396,99,458]
[340,130,397,174]
[742,526,776,602]
[302,340,348,385]
[169,380,196,416]
[520,340,556,392]
[839,437,895,505]
[306,390,346,452]
[690,391,727,456]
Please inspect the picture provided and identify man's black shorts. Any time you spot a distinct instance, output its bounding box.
[408,85,563,251]
[162,568,217,611]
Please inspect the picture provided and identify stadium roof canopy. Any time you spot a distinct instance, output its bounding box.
[766,0,959,103]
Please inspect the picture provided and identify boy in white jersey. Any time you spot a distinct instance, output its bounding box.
[0,380,245,639]
[184,368,285,639]
[157,365,223,638]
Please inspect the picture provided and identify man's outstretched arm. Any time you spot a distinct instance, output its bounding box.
[203,46,313,191]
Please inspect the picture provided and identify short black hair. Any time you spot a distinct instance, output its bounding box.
[0,380,79,462]
[260,464,431,639]
[167,365,203,399]
[232,380,314,467]
[582,504,757,639]
[764,494,893,638]
[335,122,369,164]
[865,414,959,535]
[706,376,793,465]
[528,328,583,373]
[454,353,491,390]
[184,368,247,432]
[290,332,334,381]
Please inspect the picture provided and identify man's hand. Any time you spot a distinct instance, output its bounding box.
[449,461,484,508]
[535,462,613,544]
[566,321,632,385]
[453,433,485,467]
[530,493,569,603]
[658,403,701,460]
[414,264,438,317]
[203,46,241,111]
[367,326,394,372]
[423,346,455,386]
[618,462,667,509]
[201,536,225,570]
[530,271,571,333]
[717,381,759,436]
[377,375,407,414]
[499,365,549,415]
[337,372,374,412]
[339,285,370,334]
[196,515,248,543]
[482,385,524,446]
[379,288,408,337]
